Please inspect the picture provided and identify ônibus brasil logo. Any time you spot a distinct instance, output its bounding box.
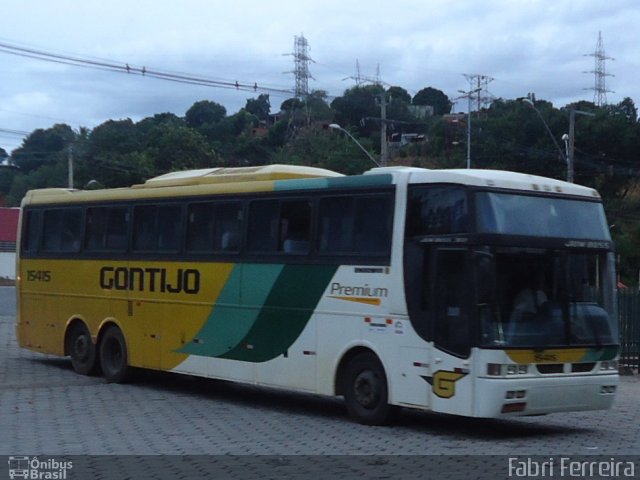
[8,456,73,480]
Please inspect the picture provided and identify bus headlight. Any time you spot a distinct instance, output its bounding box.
[506,364,528,375]
[487,363,528,376]
[599,360,618,371]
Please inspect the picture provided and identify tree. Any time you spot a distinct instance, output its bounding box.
[412,87,452,115]
[143,123,218,173]
[80,119,147,187]
[244,94,270,122]
[387,86,411,105]
[271,126,375,175]
[12,124,75,174]
[6,161,68,205]
[330,84,385,136]
[137,113,185,136]
[185,100,227,129]
[279,91,333,128]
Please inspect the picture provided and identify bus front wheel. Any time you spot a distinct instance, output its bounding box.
[66,322,98,375]
[99,326,129,383]
[343,352,392,425]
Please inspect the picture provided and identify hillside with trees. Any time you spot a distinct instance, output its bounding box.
[1,86,639,284]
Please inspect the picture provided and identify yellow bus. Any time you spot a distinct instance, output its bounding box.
[16,164,619,424]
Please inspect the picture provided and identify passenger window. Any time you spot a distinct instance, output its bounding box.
[42,208,82,252]
[318,195,392,255]
[186,203,214,252]
[21,210,41,253]
[247,199,311,254]
[133,206,156,251]
[318,197,353,252]
[213,203,242,252]
[247,200,279,252]
[280,201,311,254]
[354,196,392,253]
[133,204,182,252]
[187,202,242,253]
[86,207,128,251]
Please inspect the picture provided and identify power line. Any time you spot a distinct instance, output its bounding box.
[0,40,296,98]
[0,127,30,136]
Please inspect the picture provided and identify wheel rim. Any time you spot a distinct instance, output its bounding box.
[353,370,380,409]
[74,334,90,362]
[104,338,123,373]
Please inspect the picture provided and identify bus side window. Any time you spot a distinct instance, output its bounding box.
[354,196,392,253]
[186,203,214,252]
[133,204,182,252]
[86,207,128,251]
[318,194,392,255]
[247,200,279,252]
[42,208,82,253]
[157,205,182,251]
[213,202,242,252]
[133,205,156,251]
[280,200,311,254]
[22,210,41,253]
[318,196,353,253]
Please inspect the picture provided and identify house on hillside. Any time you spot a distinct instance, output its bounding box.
[0,208,19,282]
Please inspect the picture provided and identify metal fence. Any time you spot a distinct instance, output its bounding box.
[618,290,640,373]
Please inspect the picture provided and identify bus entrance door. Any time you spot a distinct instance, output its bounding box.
[428,248,473,416]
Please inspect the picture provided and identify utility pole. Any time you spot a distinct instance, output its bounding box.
[67,144,74,189]
[463,73,494,114]
[567,109,595,183]
[456,87,481,169]
[379,94,388,167]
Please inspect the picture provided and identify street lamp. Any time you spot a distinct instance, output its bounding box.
[522,98,595,183]
[522,98,566,165]
[455,88,481,169]
[328,124,380,167]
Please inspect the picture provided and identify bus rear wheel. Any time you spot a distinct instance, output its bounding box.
[99,326,129,383]
[67,322,98,375]
[343,352,392,425]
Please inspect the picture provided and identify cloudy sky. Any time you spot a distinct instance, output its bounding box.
[1,0,638,153]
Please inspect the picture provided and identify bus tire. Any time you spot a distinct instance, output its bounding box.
[343,352,392,425]
[66,322,99,376]
[99,326,129,383]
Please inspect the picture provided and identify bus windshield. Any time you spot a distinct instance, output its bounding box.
[475,192,611,240]
[478,248,618,348]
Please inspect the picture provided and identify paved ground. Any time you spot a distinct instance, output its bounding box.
[1,286,638,478]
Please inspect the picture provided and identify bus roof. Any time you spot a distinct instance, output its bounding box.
[21,165,601,207]
[364,167,601,199]
[20,164,347,205]
[138,164,343,188]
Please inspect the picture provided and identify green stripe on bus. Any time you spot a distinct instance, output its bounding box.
[177,264,284,357]
[219,264,338,362]
[274,174,392,192]
[582,345,619,362]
